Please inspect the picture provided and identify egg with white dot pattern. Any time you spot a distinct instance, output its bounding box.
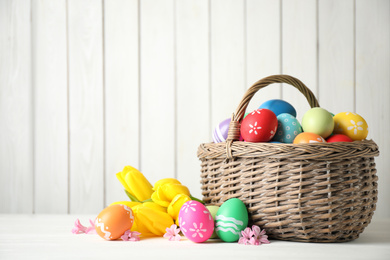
[272,113,303,143]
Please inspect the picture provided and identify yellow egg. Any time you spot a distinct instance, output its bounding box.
[333,112,368,141]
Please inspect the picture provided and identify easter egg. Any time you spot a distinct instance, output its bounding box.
[333,112,368,141]
[213,118,243,143]
[326,134,353,143]
[301,107,334,138]
[95,204,134,240]
[206,205,220,239]
[215,198,248,242]
[273,113,303,143]
[212,118,230,143]
[240,109,278,142]
[178,201,214,243]
[259,99,297,117]
[293,132,326,144]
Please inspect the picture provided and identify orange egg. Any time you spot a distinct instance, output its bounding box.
[95,204,134,240]
[293,132,326,144]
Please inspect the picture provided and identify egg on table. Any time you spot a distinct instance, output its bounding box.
[95,204,135,240]
[178,201,214,243]
[273,113,303,143]
[259,99,297,117]
[206,205,220,239]
[215,198,248,242]
[333,112,368,141]
[240,109,278,142]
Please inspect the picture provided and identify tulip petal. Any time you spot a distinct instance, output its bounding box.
[153,178,181,191]
[162,183,190,201]
[136,206,174,236]
[109,201,142,208]
[167,194,191,220]
[143,202,167,212]
[116,171,132,194]
[126,170,154,201]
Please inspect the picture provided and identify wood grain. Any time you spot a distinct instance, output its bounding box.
[32,0,68,213]
[140,0,175,184]
[356,0,390,218]
[0,0,33,213]
[176,0,209,199]
[104,0,140,206]
[211,0,245,127]
[318,0,354,111]
[282,0,318,120]
[67,0,104,213]
[246,0,282,112]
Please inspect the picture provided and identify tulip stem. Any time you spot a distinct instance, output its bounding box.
[125,190,140,202]
[190,195,205,204]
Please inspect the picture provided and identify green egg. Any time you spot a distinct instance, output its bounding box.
[301,107,334,139]
[206,205,220,239]
[215,198,248,242]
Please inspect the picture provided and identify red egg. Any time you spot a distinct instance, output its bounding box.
[326,134,353,143]
[240,109,278,142]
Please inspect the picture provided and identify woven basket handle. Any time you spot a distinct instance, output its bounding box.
[225,75,319,157]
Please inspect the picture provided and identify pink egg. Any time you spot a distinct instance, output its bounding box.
[178,201,214,243]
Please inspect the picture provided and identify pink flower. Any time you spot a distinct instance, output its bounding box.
[238,225,270,246]
[163,224,181,241]
[72,219,96,234]
[121,230,141,241]
[238,227,253,245]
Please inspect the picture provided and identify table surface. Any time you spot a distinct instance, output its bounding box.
[0,214,389,260]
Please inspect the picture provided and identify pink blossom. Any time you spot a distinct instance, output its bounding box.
[121,230,141,241]
[238,225,270,246]
[238,227,253,245]
[163,224,181,241]
[72,219,96,234]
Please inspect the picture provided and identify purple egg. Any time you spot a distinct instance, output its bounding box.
[212,118,231,143]
[212,118,244,143]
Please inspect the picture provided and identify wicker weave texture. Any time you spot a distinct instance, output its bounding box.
[198,75,380,242]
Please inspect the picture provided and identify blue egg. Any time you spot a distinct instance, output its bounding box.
[273,113,303,143]
[259,99,296,117]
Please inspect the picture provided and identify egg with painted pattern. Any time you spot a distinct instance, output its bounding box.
[293,132,326,144]
[215,198,248,242]
[95,204,134,240]
[178,201,214,243]
[273,113,303,143]
[333,112,368,141]
[240,109,278,142]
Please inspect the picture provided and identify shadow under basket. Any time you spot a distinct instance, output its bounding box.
[197,75,380,243]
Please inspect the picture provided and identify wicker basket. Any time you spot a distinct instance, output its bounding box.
[198,75,380,242]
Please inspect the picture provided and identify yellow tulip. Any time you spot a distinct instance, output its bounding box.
[142,201,167,213]
[109,201,141,208]
[134,205,174,236]
[116,166,153,202]
[167,193,191,221]
[151,182,190,207]
[153,178,181,191]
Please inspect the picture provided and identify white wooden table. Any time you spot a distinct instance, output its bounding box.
[0,214,389,260]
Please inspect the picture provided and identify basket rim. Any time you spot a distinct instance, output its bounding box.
[198,139,379,161]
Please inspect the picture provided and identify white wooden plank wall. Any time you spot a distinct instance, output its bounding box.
[0,0,389,217]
